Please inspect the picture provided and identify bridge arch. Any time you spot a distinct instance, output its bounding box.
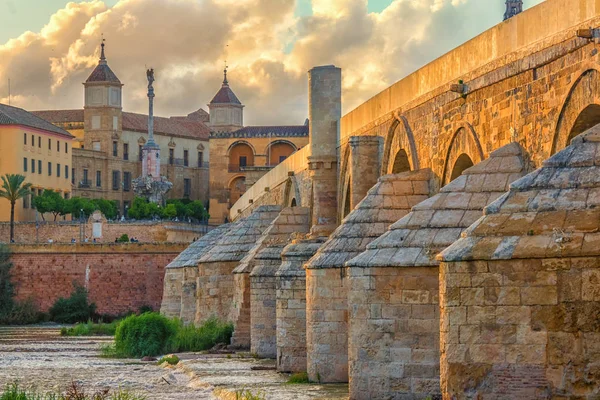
[283,175,302,208]
[552,68,600,154]
[339,145,352,220]
[382,114,419,175]
[442,123,484,186]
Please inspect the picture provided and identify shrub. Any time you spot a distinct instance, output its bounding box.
[60,320,119,336]
[234,389,265,400]
[49,284,96,324]
[137,305,153,314]
[0,382,146,400]
[113,313,178,357]
[286,372,310,384]
[1,298,43,325]
[157,355,179,365]
[116,234,129,243]
[172,316,234,352]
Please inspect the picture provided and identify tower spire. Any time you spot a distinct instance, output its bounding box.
[504,0,523,20]
[223,64,228,86]
[100,37,107,64]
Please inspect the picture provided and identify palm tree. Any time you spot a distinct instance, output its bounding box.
[0,174,32,243]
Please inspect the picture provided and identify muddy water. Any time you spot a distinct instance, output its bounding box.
[0,326,349,400]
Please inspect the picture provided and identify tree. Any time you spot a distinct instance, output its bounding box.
[65,197,95,219]
[186,200,208,221]
[91,198,118,220]
[161,203,177,219]
[0,174,32,242]
[32,190,66,221]
[128,197,149,220]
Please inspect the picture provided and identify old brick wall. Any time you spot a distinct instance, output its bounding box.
[10,243,185,315]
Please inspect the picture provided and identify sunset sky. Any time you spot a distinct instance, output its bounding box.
[0,0,544,125]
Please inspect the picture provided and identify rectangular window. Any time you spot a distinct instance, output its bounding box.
[31,191,36,210]
[48,138,51,150]
[24,133,27,145]
[279,155,287,163]
[183,150,189,167]
[123,172,131,192]
[96,170,102,187]
[48,162,52,176]
[31,135,35,147]
[31,159,35,174]
[23,195,29,209]
[56,140,59,151]
[71,168,75,184]
[239,156,247,167]
[139,145,143,161]
[65,165,69,179]
[38,160,42,175]
[23,157,28,172]
[184,178,191,197]
[83,169,88,185]
[38,136,41,148]
[198,151,204,167]
[57,163,61,177]
[65,142,68,153]
[112,170,120,190]
[169,149,174,165]
[123,143,129,161]
[92,141,101,151]
[112,141,118,157]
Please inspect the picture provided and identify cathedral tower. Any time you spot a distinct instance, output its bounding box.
[504,0,523,20]
[208,68,244,133]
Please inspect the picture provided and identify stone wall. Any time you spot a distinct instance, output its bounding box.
[1,221,208,244]
[10,243,186,315]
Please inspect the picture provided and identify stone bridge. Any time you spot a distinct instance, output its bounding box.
[162,0,600,398]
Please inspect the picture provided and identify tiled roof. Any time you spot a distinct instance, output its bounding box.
[199,206,283,263]
[210,83,242,105]
[212,125,309,139]
[349,142,528,268]
[306,169,432,270]
[32,109,210,140]
[86,63,121,84]
[166,224,236,269]
[439,129,600,262]
[170,108,209,123]
[0,103,73,138]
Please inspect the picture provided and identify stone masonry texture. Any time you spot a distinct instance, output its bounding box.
[345,142,528,399]
[438,126,600,398]
[305,169,431,383]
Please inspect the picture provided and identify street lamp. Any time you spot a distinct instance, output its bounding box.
[79,208,84,242]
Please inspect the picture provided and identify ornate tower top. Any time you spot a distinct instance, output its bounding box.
[504,0,523,20]
[85,40,121,84]
[223,65,228,85]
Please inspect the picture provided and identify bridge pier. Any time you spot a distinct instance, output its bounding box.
[348,135,383,212]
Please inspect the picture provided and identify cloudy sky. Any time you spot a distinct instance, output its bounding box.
[0,0,544,125]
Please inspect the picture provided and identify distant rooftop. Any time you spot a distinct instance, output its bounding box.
[211,125,309,139]
[85,42,121,84]
[0,104,73,138]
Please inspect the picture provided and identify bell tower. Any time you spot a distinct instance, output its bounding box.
[504,0,523,20]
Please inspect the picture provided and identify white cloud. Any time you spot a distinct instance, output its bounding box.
[0,0,540,125]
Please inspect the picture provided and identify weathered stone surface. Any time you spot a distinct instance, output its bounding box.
[306,169,432,383]
[345,142,527,400]
[439,127,600,399]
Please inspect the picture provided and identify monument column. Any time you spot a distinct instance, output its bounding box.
[349,136,383,210]
[307,65,342,237]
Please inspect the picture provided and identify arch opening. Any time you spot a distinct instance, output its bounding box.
[229,176,246,207]
[391,149,411,174]
[229,143,255,172]
[291,198,297,207]
[267,141,296,166]
[568,104,600,143]
[450,153,474,182]
[342,181,352,219]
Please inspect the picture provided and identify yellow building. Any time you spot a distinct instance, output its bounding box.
[0,103,74,222]
[207,71,309,224]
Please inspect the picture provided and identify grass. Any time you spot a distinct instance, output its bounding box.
[234,389,265,400]
[0,382,146,400]
[157,355,179,365]
[101,313,234,358]
[286,372,310,384]
[60,320,119,337]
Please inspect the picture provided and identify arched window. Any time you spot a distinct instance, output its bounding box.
[450,153,474,182]
[229,176,246,206]
[268,142,296,166]
[228,143,255,172]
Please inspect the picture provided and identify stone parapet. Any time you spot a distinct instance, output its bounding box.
[276,237,325,373]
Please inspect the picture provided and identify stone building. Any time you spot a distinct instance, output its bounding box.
[0,103,74,222]
[207,70,309,224]
[34,43,210,215]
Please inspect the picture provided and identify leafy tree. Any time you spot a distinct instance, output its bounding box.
[49,283,96,323]
[66,197,95,219]
[0,244,14,317]
[128,197,149,220]
[91,198,118,220]
[161,203,177,219]
[186,200,208,221]
[147,202,161,218]
[32,189,66,221]
[0,174,32,242]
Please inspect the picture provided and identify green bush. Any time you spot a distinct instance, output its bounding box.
[158,354,179,365]
[286,372,310,384]
[113,313,178,357]
[60,320,119,336]
[173,317,234,352]
[116,234,130,243]
[49,284,96,324]
[0,382,146,400]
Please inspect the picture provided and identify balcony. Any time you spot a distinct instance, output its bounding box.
[228,163,255,172]
[78,180,92,188]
